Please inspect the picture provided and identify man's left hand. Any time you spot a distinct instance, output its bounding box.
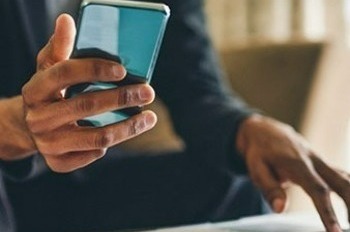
[236,114,350,232]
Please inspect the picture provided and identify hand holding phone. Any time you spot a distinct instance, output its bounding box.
[66,0,170,127]
[21,14,157,172]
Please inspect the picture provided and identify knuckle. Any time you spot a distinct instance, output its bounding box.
[117,88,133,106]
[93,129,115,148]
[35,135,62,155]
[328,213,338,223]
[36,47,48,68]
[124,116,149,137]
[21,84,29,98]
[36,50,45,65]
[25,112,39,133]
[283,158,308,174]
[339,179,350,196]
[36,141,56,155]
[36,37,56,70]
[24,110,48,134]
[126,118,141,136]
[322,207,338,223]
[21,84,34,105]
[313,183,330,196]
[52,62,70,87]
[91,60,105,78]
[75,97,98,114]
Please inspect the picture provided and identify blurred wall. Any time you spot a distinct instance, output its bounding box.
[205,0,350,48]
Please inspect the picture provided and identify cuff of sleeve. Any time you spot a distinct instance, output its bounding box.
[227,109,265,174]
[184,103,257,175]
[0,155,46,181]
[226,113,251,174]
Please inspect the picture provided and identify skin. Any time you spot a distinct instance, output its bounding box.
[0,14,157,172]
[0,14,348,232]
[236,115,350,232]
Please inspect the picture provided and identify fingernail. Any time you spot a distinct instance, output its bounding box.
[114,65,126,79]
[272,198,285,213]
[133,113,156,134]
[140,86,153,101]
[144,112,157,128]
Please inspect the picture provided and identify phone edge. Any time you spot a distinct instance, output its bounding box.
[81,0,170,15]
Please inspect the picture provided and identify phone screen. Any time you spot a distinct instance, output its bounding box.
[66,2,169,127]
[77,4,167,80]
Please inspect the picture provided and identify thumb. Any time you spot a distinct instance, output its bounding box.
[37,14,76,70]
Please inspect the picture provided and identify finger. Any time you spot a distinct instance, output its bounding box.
[310,154,350,223]
[22,58,126,105]
[248,159,287,213]
[26,84,155,133]
[296,167,342,232]
[37,14,76,71]
[45,149,106,173]
[36,111,157,155]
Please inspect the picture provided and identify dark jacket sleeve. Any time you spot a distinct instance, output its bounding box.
[0,155,47,182]
[0,1,49,181]
[152,0,254,173]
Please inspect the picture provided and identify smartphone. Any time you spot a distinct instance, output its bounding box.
[66,0,170,127]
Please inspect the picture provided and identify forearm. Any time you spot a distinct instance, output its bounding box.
[0,96,36,161]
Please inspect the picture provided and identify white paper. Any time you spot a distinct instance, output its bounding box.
[144,213,349,232]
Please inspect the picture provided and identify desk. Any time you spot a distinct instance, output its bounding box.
[140,213,350,232]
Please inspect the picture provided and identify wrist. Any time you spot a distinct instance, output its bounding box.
[0,96,36,161]
[236,114,264,155]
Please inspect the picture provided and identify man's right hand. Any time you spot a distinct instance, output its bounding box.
[21,14,157,173]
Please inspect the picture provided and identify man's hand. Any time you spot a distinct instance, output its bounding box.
[19,14,157,172]
[236,115,350,232]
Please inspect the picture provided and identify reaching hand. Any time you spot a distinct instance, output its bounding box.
[20,14,157,172]
[236,115,350,232]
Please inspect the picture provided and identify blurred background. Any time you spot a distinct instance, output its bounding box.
[205,0,350,226]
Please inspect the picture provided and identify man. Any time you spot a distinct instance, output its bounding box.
[0,0,349,232]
